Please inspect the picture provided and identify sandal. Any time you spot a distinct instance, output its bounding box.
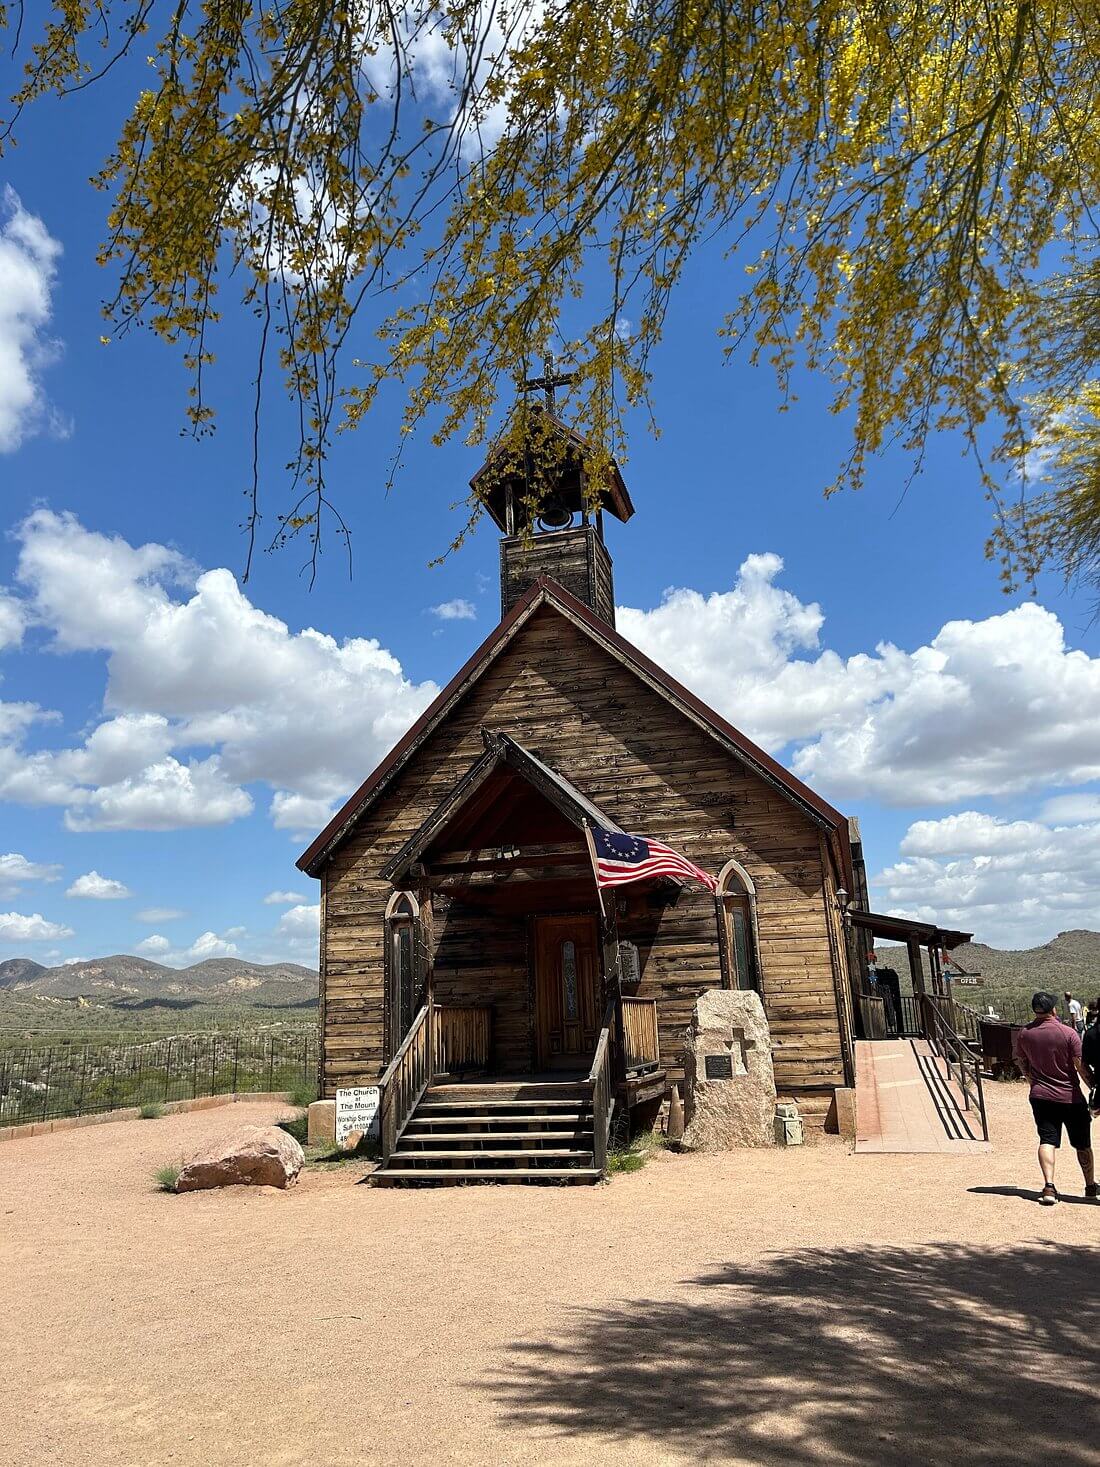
[1038,1184,1059,1206]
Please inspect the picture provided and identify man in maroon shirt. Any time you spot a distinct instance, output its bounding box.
[1015,991,1096,1204]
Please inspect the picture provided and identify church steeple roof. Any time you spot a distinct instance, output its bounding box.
[469,406,634,534]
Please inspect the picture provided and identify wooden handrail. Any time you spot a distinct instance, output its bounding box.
[588,1000,616,1175]
[379,1003,434,1165]
[622,996,660,1071]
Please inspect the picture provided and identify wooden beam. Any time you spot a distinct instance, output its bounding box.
[431,841,585,871]
[429,863,592,890]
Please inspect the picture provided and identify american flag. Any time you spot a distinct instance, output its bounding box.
[589,824,718,893]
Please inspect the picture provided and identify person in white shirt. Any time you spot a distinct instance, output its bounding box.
[1066,992,1084,1033]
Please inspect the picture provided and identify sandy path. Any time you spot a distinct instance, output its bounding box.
[1,1087,1096,1467]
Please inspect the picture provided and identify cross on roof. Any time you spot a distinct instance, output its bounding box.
[521,353,575,411]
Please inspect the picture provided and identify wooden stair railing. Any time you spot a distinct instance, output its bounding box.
[588,1001,616,1175]
[379,1002,434,1166]
[621,996,660,1072]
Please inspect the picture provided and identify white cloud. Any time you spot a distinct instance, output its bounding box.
[618,553,891,751]
[187,930,238,960]
[0,510,437,833]
[0,591,25,650]
[174,930,239,964]
[874,810,1100,947]
[276,903,320,938]
[0,188,63,452]
[65,870,132,900]
[363,4,547,155]
[430,598,477,621]
[0,911,74,943]
[0,852,61,895]
[64,756,253,833]
[136,907,185,922]
[270,791,338,835]
[136,934,170,954]
[263,890,308,905]
[1039,793,1100,825]
[620,556,1100,806]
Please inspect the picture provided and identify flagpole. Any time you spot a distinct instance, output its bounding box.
[582,820,607,919]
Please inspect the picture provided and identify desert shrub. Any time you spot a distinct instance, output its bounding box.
[153,1162,181,1192]
[286,1078,318,1109]
[139,1101,165,1119]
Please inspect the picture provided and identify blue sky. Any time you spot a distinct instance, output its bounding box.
[1,53,1099,967]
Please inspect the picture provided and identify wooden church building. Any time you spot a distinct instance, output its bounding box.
[298,407,860,1183]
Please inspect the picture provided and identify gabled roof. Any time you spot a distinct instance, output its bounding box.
[297,577,849,877]
[381,730,622,885]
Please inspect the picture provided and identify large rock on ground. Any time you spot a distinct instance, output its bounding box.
[682,989,777,1150]
[176,1125,304,1192]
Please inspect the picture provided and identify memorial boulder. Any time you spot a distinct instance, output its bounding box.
[682,989,777,1150]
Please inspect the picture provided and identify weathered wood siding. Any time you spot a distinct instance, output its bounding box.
[320,604,848,1103]
[430,895,531,1072]
[500,527,615,624]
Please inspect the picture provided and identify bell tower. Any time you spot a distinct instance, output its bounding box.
[470,358,635,628]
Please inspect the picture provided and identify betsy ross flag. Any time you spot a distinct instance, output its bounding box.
[589,824,718,893]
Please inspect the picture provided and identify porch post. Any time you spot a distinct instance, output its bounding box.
[927,942,943,998]
[598,900,627,1086]
[906,938,926,997]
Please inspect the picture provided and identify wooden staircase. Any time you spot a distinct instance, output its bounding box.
[372,1079,602,1185]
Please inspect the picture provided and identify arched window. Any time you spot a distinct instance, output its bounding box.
[384,892,422,1051]
[716,859,760,992]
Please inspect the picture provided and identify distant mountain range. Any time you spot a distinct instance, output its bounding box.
[880,928,1100,997]
[0,954,319,1009]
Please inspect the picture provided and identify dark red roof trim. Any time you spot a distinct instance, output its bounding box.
[297,578,849,876]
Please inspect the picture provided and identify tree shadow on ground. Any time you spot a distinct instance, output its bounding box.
[490,1243,1096,1466]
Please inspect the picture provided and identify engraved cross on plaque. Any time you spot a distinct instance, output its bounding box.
[521,353,574,411]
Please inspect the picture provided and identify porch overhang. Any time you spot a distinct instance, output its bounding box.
[848,909,973,951]
[380,729,622,887]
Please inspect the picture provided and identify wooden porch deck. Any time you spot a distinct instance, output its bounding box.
[855,1039,991,1154]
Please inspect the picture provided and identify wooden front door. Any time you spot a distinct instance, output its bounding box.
[535,914,601,1069]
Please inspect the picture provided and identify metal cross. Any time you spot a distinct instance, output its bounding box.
[521,353,574,411]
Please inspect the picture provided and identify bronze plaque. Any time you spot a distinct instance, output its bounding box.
[705,1053,733,1081]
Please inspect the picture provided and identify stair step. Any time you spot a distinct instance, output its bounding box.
[393,1149,594,1162]
[402,1129,590,1144]
[407,1109,595,1120]
[426,1085,590,1102]
[416,1103,589,1109]
[372,1166,602,1186]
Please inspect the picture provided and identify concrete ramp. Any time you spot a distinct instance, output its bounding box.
[855,1039,991,1154]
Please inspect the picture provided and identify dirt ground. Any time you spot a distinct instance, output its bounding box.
[1,1083,1096,1467]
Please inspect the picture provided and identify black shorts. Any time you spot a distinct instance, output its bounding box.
[1031,1098,1091,1149]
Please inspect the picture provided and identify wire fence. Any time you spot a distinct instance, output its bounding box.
[0,1027,318,1127]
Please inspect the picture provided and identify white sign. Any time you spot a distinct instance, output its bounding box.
[335,1086,380,1143]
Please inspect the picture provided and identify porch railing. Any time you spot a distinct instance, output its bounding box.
[622,996,660,1072]
[433,1004,491,1074]
[379,1002,434,1165]
[921,993,989,1142]
[859,993,888,1040]
[944,996,982,1045]
[588,1001,616,1176]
